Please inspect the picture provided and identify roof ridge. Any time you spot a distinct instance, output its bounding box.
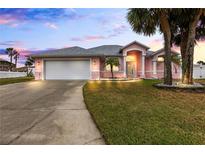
[87,44,122,50]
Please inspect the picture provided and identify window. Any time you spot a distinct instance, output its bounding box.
[105,65,119,72]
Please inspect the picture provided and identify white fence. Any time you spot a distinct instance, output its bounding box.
[193,64,205,79]
[0,71,27,79]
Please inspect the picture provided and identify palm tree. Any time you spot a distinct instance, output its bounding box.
[5,48,15,71]
[171,9,205,84]
[25,56,34,76]
[13,50,20,68]
[105,57,120,79]
[127,9,173,85]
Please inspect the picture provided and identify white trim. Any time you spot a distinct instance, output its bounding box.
[89,58,92,79]
[141,54,145,77]
[123,56,126,77]
[43,57,90,61]
[123,48,145,56]
[42,59,44,80]
[152,60,157,75]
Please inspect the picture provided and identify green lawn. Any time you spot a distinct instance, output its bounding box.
[0,77,34,85]
[83,79,205,144]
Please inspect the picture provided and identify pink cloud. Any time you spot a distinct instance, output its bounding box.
[0,15,20,27]
[70,24,128,43]
[70,35,105,42]
[148,38,163,51]
[84,35,105,41]
[0,18,13,24]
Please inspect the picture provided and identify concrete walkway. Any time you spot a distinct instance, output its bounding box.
[0,81,104,145]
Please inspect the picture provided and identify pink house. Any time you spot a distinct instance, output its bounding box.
[32,41,181,80]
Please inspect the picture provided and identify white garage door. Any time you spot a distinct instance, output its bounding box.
[45,60,90,80]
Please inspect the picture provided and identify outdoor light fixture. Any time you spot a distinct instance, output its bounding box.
[157,57,164,62]
[126,55,135,61]
[93,59,96,65]
[37,61,40,66]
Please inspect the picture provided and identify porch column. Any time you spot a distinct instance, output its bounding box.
[123,56,127,78]
[152,60,157,75]
[141,54,145,78]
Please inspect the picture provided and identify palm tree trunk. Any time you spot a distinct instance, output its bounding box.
[10,55,13,71]
[111,65,114,78]
[181,9,202,84]
[159,12,172,85]
[181,33,195,84]
[15,58,17,68]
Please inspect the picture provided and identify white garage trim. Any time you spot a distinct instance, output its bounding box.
[44,58,91,80]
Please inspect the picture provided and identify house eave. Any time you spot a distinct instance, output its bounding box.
[31,54,123,59]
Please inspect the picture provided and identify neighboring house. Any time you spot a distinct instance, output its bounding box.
[0,58,15,71]
[13,66,35,73]
[193,64,205,79]
[32,41,181,80]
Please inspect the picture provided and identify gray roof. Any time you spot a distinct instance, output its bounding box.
[31,41,181,59]
[0,58,11,63]
[88,45,122,56]
[146,48,180,57]
[120,40,150,50]
[31,45,123,58]
[32,46,87,58]
[146,51,154,57]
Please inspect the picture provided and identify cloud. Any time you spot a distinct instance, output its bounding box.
[0,41,24,47]
[70,23,128,43]
[70,35,106,42]
[148,38,163,51]
[45,22,58,30]
[107,23,128,38]
[194,40,205,63]
[0,18,14,25]
[0,8,87,26]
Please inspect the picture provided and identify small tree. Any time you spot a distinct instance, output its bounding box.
[25,56,34,76]
[105,57,120,79]
[5,48,15,71]
[13,50,20,68]
[171,55,181,65]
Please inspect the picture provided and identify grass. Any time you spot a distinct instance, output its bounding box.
[196,79,205,84]
[0,77,34,85]
[83,79,205,144]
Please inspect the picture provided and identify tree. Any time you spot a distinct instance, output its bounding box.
[25,56,34,76]
[5,48,15,71]
[13,50,20,68]
[105,57,120,79]
[127,9,173,85]
[171,9,205,84]
[171,55,181,66]
[197,60,205,65]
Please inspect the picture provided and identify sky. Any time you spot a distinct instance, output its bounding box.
[0,8,205,67]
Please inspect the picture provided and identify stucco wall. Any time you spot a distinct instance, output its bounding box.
[144,57,180,79]
[100,71,124,78]
[34,58,43,80]
[91,57,100,80]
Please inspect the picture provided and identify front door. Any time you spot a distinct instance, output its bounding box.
[126,62,136,78]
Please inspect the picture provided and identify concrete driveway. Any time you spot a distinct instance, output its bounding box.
[0,80,104,145]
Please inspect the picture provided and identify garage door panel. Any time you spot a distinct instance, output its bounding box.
[45,60,90,80]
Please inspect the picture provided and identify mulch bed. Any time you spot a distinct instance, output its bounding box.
[153,82,205,93]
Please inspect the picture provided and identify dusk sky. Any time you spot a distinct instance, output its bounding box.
[0,8,205,67]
